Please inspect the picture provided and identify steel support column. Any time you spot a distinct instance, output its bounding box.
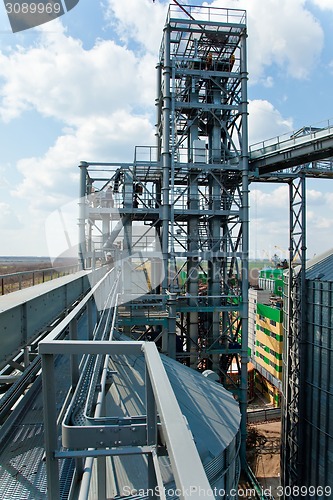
[239,30,249,467]
[282,174,306,496]
[161,25,171,294]
[79,162,88,269]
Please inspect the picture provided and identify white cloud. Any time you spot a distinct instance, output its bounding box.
[0,4,162,219]
[262,76,274,88]
[250,183,333,258]
[0,22,153,124]
[0,202,22,230]
[250,185,289,210]
[307,188,326,204]
[0,13,157,219]
[12,112,155,210]
[250,185,290,258]
[325,192,333,210]
[248,100,293,145]
[105,0,166,54]
[309,0,333,10]
[205,0,324,81]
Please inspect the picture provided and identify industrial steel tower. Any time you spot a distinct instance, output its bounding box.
[156,3,248,457]
[79,3,249,463]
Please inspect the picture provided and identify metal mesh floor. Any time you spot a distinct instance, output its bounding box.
[0,314,89,499]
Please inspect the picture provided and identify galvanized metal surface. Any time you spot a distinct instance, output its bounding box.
[0,298,93,500]
[305,249,333,281]
[110,331,241,490]
[86,345,241,499]
[302,277,333,489]
[41,334,240,498]
[282,250,333,497]
[0,270,91,371]
[249,121,333,175]
[0,346,76,499]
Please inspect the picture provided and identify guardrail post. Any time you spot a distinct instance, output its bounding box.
[69,319,79,386]
[97,390,107,500]
[143,342,213,499]
[146,362,158,498]
[41,353,60,499]
[87,298,93,340]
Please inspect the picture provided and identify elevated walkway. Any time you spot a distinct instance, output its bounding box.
[249,121,333,176]
[0,270,241,499]
[0,270,94,373]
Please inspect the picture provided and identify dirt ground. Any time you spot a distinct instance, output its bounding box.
[246,420,281,497]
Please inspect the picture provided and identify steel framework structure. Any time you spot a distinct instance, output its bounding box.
[76,3,333,488]
[156,4,249,459]
[281,176,307,494]
[78,3,249,465]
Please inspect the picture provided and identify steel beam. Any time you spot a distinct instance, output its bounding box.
[143,342,213,499]
[281,175,307,496]
[250,125,333,174]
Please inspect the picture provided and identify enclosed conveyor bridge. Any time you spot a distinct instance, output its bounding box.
[249,120,333,177]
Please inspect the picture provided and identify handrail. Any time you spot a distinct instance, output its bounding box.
[0,263,79,295]
[39,269,214,499]
[168,3,246,25]
[249,117,333,155]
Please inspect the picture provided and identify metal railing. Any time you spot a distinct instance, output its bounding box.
[168,3,246,25]
[39,269,213,499]
[249,118,333,156]
[0,264,79,296]
[134,145,159,164]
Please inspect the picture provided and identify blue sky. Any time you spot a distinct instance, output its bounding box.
[0,0,332,259]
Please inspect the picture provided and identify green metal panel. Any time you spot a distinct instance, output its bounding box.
[257,302,283,323]
[259,268,284,296]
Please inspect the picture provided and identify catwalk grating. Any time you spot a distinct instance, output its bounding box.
[0,315,88,499]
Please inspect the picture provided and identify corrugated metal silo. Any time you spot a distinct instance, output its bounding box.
[282,251,333,497]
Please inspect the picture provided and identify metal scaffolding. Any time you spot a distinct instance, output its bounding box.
[76,4,333,484]
[281,175,307,495]
[78,3,249,465]
[157,3,249,462]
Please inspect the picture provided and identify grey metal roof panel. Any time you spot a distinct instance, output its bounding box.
[161,355,241,455]
[305,248,333,281]
[108,346,240,458]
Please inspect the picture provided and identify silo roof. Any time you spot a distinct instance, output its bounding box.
[103,343,241,497]
[161,355,241,455]
[109,348,241,458]
[305,248,333,281]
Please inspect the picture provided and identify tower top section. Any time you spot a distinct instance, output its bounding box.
[160,2,246,67]
[167,2,246,25]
